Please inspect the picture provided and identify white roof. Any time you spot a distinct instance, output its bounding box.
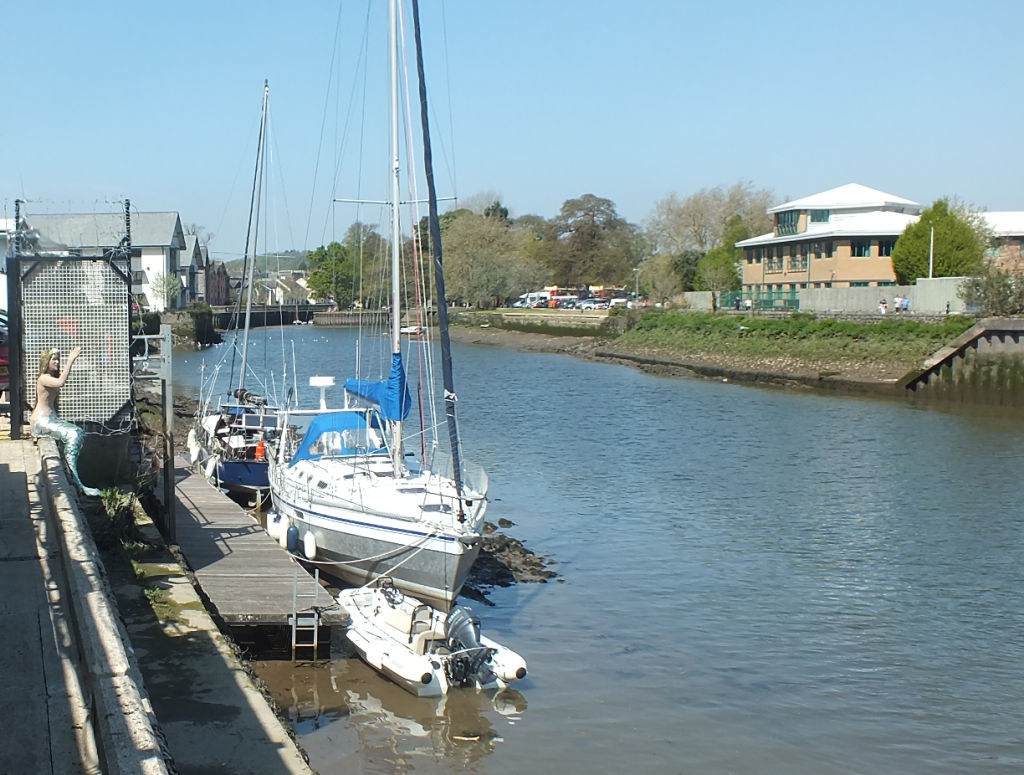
[736,210,918,248]
[768,183,921,215]
[983,211,1024,237]
[0,218,14,232]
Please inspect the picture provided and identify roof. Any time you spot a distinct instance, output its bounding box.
[23,212,185,250]
[982,211,1024,237]
[736,210,919,248]
[180,234,203,268]
[768,183,921,215]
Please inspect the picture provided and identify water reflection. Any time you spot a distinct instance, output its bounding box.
[256,656,527,774]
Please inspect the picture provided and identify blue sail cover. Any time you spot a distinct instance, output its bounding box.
[343,352,412,422]
[289,410,386,465]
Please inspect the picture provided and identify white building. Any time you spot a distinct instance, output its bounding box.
[19,212,186,312]
[736,183,923,292]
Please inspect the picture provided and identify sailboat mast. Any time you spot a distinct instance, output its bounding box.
[389,0,404,470]
[239,80,270,392]
[411,0,465,516]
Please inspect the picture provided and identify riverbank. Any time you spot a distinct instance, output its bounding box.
[449,313,976,389]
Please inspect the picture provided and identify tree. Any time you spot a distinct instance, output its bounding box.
[541,194,644,286]
[958,261,1024,317]
[483,200,511,224]
[645,181,775,257]
[671,249,703,292]
[150,271,182,310]
[441,213,548,306]
[639,254,684,304]
[891,198,987,284]
[183,222,216,247]
[694,215,748,310]
[306,242,355,305]
[696,248,740,311]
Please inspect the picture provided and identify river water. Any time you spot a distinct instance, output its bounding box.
[173,327,1024,775]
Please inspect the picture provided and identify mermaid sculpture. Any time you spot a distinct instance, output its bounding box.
[30,346,101,496]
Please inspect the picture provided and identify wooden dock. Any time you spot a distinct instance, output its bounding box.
[173,459,345,626]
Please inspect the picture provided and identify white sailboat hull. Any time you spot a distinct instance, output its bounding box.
[270,455,486,609]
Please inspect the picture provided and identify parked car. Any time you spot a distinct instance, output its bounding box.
[579,298,610,310]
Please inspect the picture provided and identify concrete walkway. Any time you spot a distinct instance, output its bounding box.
[0,440,97,774]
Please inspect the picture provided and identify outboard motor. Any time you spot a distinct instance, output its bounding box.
[232,388,267,406]
[444,607,495,687]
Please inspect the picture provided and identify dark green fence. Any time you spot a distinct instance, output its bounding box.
[721,290,799,311]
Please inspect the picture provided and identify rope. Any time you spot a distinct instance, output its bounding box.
[292,523,439,570]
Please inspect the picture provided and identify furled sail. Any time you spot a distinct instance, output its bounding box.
[343,352,412,421]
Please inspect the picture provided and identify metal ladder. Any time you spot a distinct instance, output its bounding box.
[290,566,322,661]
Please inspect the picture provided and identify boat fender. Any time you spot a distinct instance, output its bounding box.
[421,672,433,684]
[204,455,219,480]
[187,429,200,464]
[266,511,282,540]
[277,516,291,549]
[303,531,317,560]
[255,441,266,462]
[286,524,299,553]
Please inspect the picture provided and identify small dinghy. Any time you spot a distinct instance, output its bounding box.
[339,579,527,697]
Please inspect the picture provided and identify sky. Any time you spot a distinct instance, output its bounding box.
[2,0,1021,262]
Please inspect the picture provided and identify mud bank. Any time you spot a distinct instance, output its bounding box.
[449,323,911,392]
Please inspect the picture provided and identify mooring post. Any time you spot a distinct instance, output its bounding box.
[160,325,176,543]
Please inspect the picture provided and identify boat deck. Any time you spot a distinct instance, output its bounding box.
[174,458,346,625]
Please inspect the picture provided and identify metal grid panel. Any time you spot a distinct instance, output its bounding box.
[22,258,131,423]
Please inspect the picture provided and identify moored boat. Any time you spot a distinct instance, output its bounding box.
[338,579,527,697]
[267,0,488,608]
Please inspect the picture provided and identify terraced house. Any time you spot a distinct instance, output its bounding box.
[736,183,922,297]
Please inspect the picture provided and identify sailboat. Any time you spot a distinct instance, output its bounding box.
[267,0,488,609]
[188,81,279,496]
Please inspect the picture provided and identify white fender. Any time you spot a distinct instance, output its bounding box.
[303,531,317,560]
[277,516,291,549]
[204,455,219,480]
[187,429,201,464]
[266,512,283,541]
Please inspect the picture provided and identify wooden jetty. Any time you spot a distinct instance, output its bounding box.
[173,459,346,632]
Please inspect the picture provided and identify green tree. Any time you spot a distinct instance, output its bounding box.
[671,249,703,292]
[694,215,748,309]
[891,198,986,284]
[543,194,645,286]
[150,271,182,310]
[958,261,1024,317]
[306,242,355,305]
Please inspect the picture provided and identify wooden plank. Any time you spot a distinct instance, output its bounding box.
[172,461,338,624]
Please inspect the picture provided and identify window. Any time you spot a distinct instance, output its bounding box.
[132,271,144,283]
[777,210,799,236]
[878,239,896,257]
[810,209,830,223]
[851,240,872,258]
[812,242,822,259]
[788,245,808,271]
[850,281,869,287]
[825,241,834,258]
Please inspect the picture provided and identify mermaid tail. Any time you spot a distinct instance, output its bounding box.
[32,416,101,496]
